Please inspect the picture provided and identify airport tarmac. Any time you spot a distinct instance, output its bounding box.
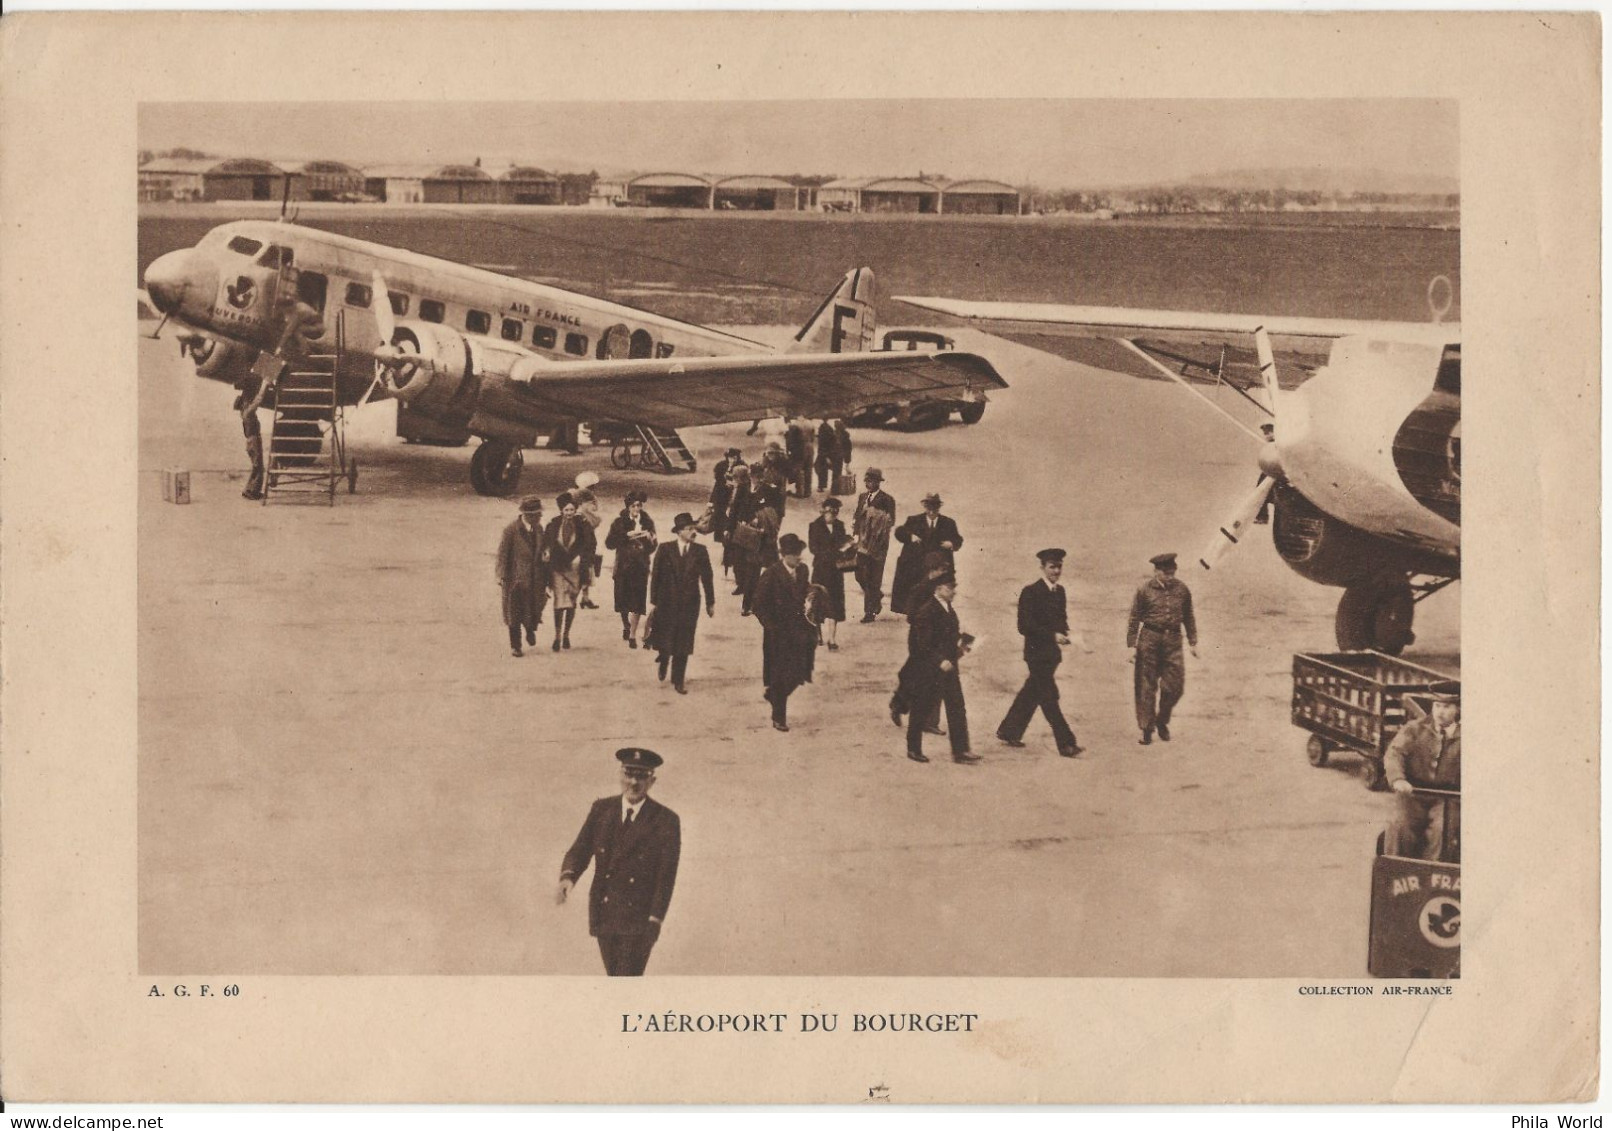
[137,324,1459,977]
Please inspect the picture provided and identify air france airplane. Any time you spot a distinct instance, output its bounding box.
[143,219,1006,496]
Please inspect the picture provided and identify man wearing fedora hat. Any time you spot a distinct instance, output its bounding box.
[996,548,1083,757]
[753,532,818,732]
[1383,682,1461,860]
[557,748,681,976]
[645,512,716,694]
[1126,552,1198,745]
[896,572,978,764]
[890,492,964,617]
[495,496,549,657]
[852,468,897,623]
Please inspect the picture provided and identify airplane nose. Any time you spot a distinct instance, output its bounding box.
[144,249,201,315]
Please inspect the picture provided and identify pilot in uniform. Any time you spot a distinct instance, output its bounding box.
[996,548,1083,757]
[557,748,682,977]
[1126,552,1198,745]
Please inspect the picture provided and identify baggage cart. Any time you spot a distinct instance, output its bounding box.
[1290,651,1457,789]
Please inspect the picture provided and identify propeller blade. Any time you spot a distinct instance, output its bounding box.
[1198,476,1276,572]
[372,270,397,347]
[1253,325,1281,415]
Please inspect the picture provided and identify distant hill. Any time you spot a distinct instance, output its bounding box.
[1159,166,1458,196]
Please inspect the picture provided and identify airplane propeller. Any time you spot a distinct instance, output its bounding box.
[364,269,424,400]
[1198,327,1287,571]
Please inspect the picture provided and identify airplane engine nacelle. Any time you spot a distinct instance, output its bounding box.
[189,336,256,386]
[1271,483,1447,587]
[385,323,478,408]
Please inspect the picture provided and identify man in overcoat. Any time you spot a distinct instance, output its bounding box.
[996,548,1082,757]
[852,468,896,623]
[895,573,978,764]
[556,748,681,976]
[889,493,963,616]
[753,532,817,732]
[495,495,548,656]
[645,512,716,694]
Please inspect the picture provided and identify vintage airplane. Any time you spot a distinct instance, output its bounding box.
[141,218,1006,495]
[893,290,1460,655]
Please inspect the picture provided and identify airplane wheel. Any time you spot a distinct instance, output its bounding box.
[1335,578,1416,654]
[1307,735,1331,767]
[958,401,986,425]
[610,439,632,470]
[470,441,523,497]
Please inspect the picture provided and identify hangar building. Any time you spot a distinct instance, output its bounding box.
[818,177,942,214]
[627,173,713,209]
[500,167,561,205]
[422,164,499,205]
[941,179,1022,215]
[290,160,366,202]
[712,175,803,211]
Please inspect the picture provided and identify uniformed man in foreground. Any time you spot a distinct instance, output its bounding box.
[1383,682,1461,861]
[1126,552,1198,745]
[556,748,682,976]
[996,548,1083,757]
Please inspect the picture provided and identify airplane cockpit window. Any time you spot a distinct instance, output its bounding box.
[388,293,409,317]
[345,283,372,308]
[227,236,263,257]
[420,300,445,323]
[501,318,524,342]
[258,245,292,269]
[466,310,492,335]
[564,332,589,357]
[532,325,557,349]
[1435,345,1460,395]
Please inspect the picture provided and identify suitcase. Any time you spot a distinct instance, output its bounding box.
[833,469,856,495]
[162,468,191,505]
[729,523,762,552]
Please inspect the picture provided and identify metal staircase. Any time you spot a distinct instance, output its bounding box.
[263,325,353,504]
[636,424,697,473]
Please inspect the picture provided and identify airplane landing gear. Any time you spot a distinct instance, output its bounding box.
[470,440,524,497]
[1335,576,1416,654]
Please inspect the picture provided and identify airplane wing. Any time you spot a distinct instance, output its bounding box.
[476,349,1006,431]
[891,297,1452,390]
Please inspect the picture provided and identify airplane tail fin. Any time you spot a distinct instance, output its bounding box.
[789,267,876,354]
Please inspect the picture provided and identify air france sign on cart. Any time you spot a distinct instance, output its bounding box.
[1368,856,1461,978]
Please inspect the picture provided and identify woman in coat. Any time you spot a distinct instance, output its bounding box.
[495,495,548,657]
[544,491,597,652]
[604,490,657,648]
[723,464,755,585]
[572,472,605,609]
[739,484,782,617]
[807,495,848,651]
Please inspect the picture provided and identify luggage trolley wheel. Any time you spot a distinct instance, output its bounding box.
[1306,734,1332,767]
[347,460,359,494]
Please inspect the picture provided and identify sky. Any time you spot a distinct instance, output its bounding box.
[140,100,1458,191]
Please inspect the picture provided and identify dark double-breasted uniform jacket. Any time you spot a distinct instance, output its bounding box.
[560,795,681,938]
[1018,580,1068,667]
[890,512,964,615]
[646,539,716,657]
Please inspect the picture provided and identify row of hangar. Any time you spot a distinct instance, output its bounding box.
[136,157,1023,214]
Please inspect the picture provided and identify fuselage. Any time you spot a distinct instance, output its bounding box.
[144,219,771,403]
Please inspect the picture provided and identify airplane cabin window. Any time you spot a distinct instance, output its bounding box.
[629,329,654,358]
[655,342,676,358]
[532,325,557,349]
[466,310,492,335]
[420,299,445,323]
[389,292,409,316]
[296,272,328,313]
[345,282,372,308]
[227,236,263,257]
[501,318,524,342]
[564,332,589,356]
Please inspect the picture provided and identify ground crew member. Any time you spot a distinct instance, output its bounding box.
[234,374,271,501]
[1126,552,1198,745]
[556,748,681,976]
[1383,682,1461,861]
[996,548,1083,757]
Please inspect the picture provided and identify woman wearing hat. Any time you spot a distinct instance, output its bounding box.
[710,448,744,545]
[807,496,849,650]
[495,496,549,657]
[572,472,605,610]
[722,464,755,585]
[890,493,964,617]
[605,491,658,648]
[738,484,782,617]
[753,532,817,732]
[543,491,598,652]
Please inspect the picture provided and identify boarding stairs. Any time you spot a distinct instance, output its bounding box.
[263,331,353,505]
[636,425,697,473]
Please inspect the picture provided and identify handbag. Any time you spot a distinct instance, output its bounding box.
[729,522,762,552]
[694,504,715,535]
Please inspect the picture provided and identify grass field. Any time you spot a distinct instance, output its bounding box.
[139,206,1460,329]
